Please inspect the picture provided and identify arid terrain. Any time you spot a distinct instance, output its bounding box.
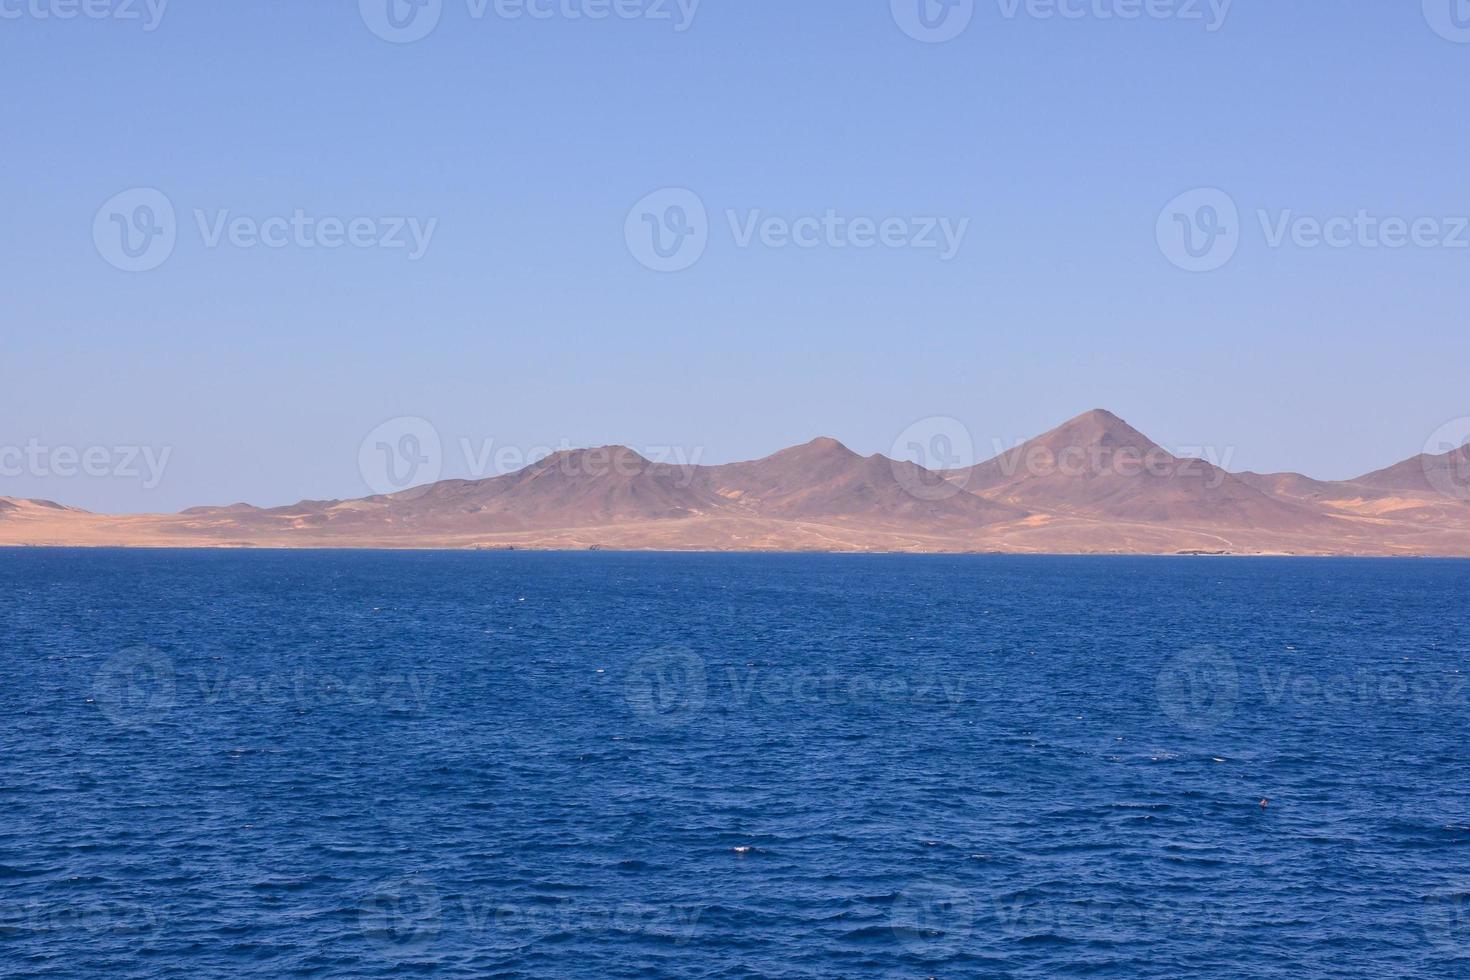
[4,410,1470,555]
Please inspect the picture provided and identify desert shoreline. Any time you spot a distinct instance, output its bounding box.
[6,411,1469,559]
[1,542,1463,559]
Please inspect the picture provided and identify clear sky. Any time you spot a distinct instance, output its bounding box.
[3,1,1469,512]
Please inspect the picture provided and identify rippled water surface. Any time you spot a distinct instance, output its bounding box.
[3,550,1469,977]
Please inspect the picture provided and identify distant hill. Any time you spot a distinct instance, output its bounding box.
[1353,444,1470,496]
[953,410,1330,530]
[5,412,1470,555]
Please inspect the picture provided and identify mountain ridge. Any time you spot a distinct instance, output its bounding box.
[4,411,1470,555]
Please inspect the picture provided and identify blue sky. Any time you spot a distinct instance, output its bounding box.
[3,1,1469,512]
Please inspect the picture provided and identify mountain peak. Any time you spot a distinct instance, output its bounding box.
[756,437,860,464]
[537,445,651,470]
[1037,409,1158,453]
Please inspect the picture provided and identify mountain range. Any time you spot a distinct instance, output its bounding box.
[4,410,1470,555]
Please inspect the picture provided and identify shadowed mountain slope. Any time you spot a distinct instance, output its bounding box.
[954,410,1330,529]
[695,438,1027,527]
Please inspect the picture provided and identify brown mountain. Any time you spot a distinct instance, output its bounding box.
[694,438,1027,528]
[1232,471,1348,503]
[0,496,82,513]
[1352,444,1470,497]
[388,447,724,529]
[176,447,723,536]
[953,410,1329,530]
[5,411,1470,555]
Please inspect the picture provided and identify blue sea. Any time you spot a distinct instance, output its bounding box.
[3,550,1469,977]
